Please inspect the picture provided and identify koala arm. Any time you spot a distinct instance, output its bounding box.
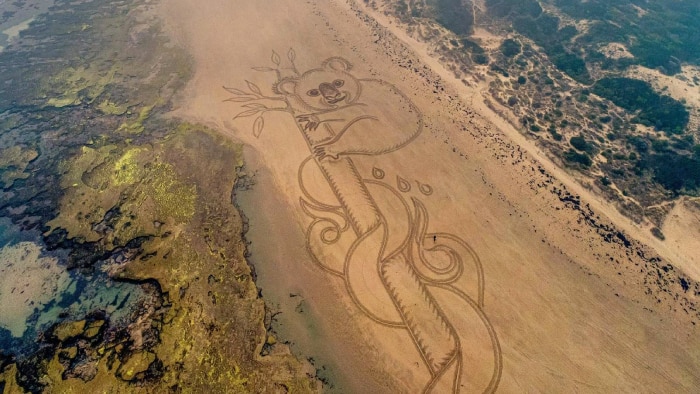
[314,103,368,120]
[314,108,422,160]
[296,103,369,131]
[313,115,380,160]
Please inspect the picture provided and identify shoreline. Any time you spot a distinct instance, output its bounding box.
[158,0,700,390]
[235,145,407,393]
[352,0,699,283]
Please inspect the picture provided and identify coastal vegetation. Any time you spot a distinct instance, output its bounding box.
[592,77,689,135]
[367,0,700,224]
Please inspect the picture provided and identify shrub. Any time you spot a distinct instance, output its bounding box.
[473,53,489,64]
[570,134,594,153]
[647,153,700,193]
[500,38,522,57]
[548,128,562,141]
[651,227,666,240]
[435,0,474,35]
[593,77,689,134]
[564,148,592,167]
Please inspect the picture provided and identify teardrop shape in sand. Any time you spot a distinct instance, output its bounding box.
[417,181,433,196]
[397,175,411,193]
[372,167,386,179]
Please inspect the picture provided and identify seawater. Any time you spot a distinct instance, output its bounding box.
[0,0,55,52]
[0,218,149,358]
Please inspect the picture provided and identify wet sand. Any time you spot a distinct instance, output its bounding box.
[160,0,700,391]
[236,146,409,393]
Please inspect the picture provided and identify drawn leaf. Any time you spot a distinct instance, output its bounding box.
[287,48,296,62]
[233,109,261,119]
[252,66,275,72]
[253,116,264,138]
[271,51,281,65]
[223,96,257,102]
[245,80,262,96]
[223,86,248,95]
[242,103,268,110]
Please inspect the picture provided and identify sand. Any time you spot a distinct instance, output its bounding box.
[0,242,71,337]
[662,199,700,282]
[159,0,700,392]
[0,0,55,53]
[2,18,34,42]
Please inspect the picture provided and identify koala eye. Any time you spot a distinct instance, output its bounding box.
[307,89,320,97]
[333,79,345,87]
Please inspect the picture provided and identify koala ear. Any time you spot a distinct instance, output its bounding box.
[273,78,297,95]
[322,57,353,72]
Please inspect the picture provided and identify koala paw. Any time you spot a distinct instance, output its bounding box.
[313,143,341,161]
[296,114,321,131]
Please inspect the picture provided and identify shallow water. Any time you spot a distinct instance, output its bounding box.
[0,218,150,359]
[0,0,159,360]
[0,217,27,245]
[0,0,54,52]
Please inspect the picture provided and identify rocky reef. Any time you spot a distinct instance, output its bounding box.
[0,0,316,392]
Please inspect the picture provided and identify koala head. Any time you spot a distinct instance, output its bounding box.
[275,57,361,111]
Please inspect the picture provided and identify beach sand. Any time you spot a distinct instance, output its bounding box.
[0,242,71,338]
[159,0,700,391]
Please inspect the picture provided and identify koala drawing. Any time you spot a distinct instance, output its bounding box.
[274,57,422,161]
[229,55,502,392]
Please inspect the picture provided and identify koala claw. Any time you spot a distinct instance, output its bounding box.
[296,114,320,131]
[313,145,340,161]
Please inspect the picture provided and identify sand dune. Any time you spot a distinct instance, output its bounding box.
[160,0,700,392]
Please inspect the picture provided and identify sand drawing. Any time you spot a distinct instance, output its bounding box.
[226,50,502,393]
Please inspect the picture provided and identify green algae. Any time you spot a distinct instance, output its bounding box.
[53,320,86,342]
[46,145,122,243]
[0,365,22,393]
[97,99,128,116]
[82,320,104,339]
[39,125,316,392]
[116,104,156,134]
[111,147,144,186]
[117,351,155,381]
[0,146,38,188]
[0,0,317,391]
[44,65,116,108]
[148,160,197,222]
[47,136,198,247]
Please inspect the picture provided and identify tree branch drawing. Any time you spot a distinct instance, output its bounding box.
[223,49,299,138]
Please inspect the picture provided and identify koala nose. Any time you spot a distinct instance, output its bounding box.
[319,82,340,98]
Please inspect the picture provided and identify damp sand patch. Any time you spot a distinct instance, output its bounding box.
[0,238,153,355]
[0,242,69,338]
[0,222,153,358]
[0,17,35,53]
[2,18,34,41]
[0,0,55,52]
